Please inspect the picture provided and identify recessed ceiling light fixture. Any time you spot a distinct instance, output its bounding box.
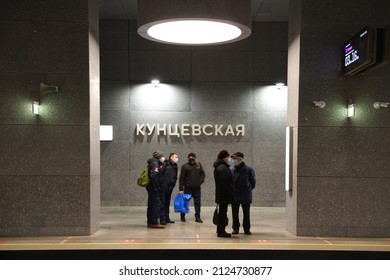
[137,0,251,45]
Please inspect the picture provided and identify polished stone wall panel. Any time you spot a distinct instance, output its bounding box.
[296,177,390,237]
[0,21,89,74]
[0,175,91,236]
[100,81,130,110]
[129,50,192,81]
[253,52,288,82]
[253,22,288,52]
[192,51,252,82]
[100,50,129,81]
[0,125,90,176]
[0,0,88,22]
[100,20,129,51]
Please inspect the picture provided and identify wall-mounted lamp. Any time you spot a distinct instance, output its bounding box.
[275,82,285,90]
[373,102,390,109]
[32,83,59,115]
[313,101,326,108]
[347,99,355,118]
[32,100,40,115]
[151,79,160,87]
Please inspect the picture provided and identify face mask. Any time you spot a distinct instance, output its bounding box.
[232,159,238,166]
[160,157,165,163]
[224,157,232,164]
[189,158,195,163]
[173,158,178,163]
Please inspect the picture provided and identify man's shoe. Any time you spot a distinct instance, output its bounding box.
[160,222,167,225]
[180,216,186,222]
[150,224,165,228]
[244,231,252,235]
[232,230,239,234]
[217,232,231,238]
[195,218,203,223]
[166,219,175,223]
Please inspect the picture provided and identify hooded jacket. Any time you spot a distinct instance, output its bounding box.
[213,159,235,204]
[163,159,178,192]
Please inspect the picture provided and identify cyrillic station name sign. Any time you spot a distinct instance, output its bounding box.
[135,124,245,137]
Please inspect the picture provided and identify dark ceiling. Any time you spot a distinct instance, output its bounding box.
[99,0,289,22]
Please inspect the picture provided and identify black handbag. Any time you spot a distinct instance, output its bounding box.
[212,205,218,225]
[213,204,228,226]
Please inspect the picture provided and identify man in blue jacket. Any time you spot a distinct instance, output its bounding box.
[231,152,256,235]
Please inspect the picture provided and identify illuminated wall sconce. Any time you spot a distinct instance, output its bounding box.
[32,82,59,115]
[373,102,390,109]
[313,101,326,108]
[347,99,355,118]
[275,82,285,89]
[32,100,40,115]
[151,79,160,87]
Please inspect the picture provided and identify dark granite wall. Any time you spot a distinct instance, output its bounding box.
[100,21,289,207]
[0,0,100,236]
[287,0,390,237]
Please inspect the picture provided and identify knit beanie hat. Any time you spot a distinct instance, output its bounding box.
[188,152,196,158]
[153,151,164,159]
[217,150,230,160]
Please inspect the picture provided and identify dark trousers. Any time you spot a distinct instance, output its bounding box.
[146,186,163,225]
[161,189,173,222]
[232,203,251,232]
[216,203,229,234]
[180,186,201,218]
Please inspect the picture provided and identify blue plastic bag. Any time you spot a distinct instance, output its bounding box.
[173,193,192,214]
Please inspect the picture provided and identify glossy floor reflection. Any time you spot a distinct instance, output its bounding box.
[1,206,390,253]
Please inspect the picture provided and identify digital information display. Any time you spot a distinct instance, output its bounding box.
[342,26,376,76]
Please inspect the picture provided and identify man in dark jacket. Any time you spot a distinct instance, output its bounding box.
[179,152,205,222]
[161,153,179,224]
[146,151,166,228]
[231,152,256,235]
[213,150,235,238]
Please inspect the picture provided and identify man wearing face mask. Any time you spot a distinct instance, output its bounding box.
[146,151,166,228]
[161,153,179,224]
[231,152,256,235]
[179,152,206,222]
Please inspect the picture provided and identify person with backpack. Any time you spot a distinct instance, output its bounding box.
[146,151,166,228]
[230,152,256,235]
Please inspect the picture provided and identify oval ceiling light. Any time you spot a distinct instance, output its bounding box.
[137,0,251,46]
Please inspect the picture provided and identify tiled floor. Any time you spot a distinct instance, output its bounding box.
[1,206,390,254]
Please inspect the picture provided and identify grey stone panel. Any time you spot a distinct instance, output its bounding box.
[100,20,129,50]
[297,126,390,178]
[101,140,130,172]
[0,175,91,236]
[100,50,129,81]
[100,81,130,110]
[299,75,390,128]
[100,170,131,206]
[0,0,88,22]
[0,21,88,74]
[252,22,288,52]
[253,112,286,142]
[0,125,90,176]
[129,83,191,112]
[192,51,252,82]
[253,84,288,113]
[90,174,101,233]
[191,82,253,112]
[301,0,390,26]
[101,109,130,141]
[296,177,390,237]
[129,51,192,81]
[299,28,349,77]
[252,52,287,83]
